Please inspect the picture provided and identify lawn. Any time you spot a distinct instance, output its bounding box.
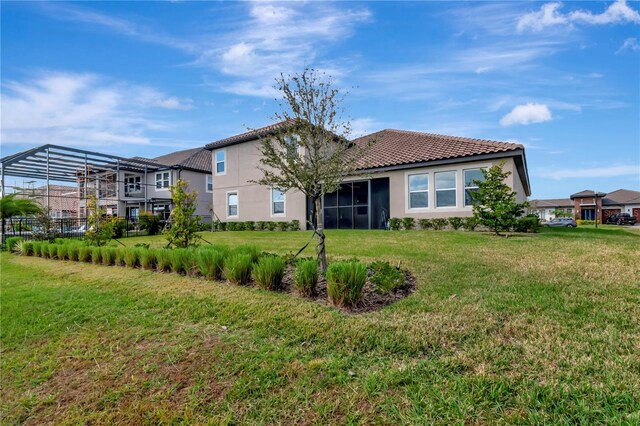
[2,227,639,424]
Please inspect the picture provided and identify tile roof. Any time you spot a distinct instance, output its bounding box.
[529,198,573,208]
[570,190,607,199]
[602,189,640,206]
[351,129,524,170]
[205,120,296,150]
[150,148,211,173]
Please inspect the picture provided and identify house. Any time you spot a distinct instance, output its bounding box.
[78,147,212,221]
[205,122,531,229]
[30,184,79,218]
[529,189,640,223]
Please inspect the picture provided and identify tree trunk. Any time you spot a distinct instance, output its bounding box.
[313,197,327,273]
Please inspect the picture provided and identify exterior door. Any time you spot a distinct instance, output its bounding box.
[581,208,595,220]
[323,181,370,229]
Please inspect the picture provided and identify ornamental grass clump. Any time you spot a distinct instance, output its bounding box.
[224,254,253,285]
[114,248,125,266]
[326,261,367,307]
[156,250,172,272]
[32,241,42,257]
[169,249,194,275]
[47,244,58,260]
[67,244,80,261]
[78,246,92,262]
[253,256,285,290]
[123,248,140,268]
[101,247,116,266]
[91,246,103,264]
[196,249,226,280]
[41,243,51,258]
[233,244,261,263]
[14,240,34,256]
[5,237,23,252]
[138,249,157,270]
[294,259,318,297]
[56,244,69,260]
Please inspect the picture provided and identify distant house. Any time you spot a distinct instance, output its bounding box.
[530,189,640,223]
[14,184,79,218]
[205,122,531,229]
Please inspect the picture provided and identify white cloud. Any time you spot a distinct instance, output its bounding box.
[539,165,640,180]
[517,0,640,32]
[500,103,552,126]
[617,37,640,53]
[1,72,193,147]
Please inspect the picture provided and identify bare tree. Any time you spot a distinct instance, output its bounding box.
[253,69,372,272]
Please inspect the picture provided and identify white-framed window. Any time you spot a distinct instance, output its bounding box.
[125,176,141,194]
[206,175,213,193]
[435,171,456,208]
[408,173,429,209]
[227,191,238,217]
[155,171,171,189]
[215,150,226,175]
[271,188,285,215]
[464,168,484,207]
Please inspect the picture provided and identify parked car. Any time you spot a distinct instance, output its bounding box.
[606,213,637,226]
[545,218,577,228]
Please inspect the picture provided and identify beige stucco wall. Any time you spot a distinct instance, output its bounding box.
[211,140,307,223]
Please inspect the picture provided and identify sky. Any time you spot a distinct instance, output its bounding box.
[1,0,639,199]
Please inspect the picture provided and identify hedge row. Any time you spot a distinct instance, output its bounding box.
[388,215,541,233]
[10,239,405,308]
[214,220,301,232]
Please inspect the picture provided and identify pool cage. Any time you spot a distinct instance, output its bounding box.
[1,144,165,240]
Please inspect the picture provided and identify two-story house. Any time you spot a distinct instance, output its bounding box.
[205,122,531,229]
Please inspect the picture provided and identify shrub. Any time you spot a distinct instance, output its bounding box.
[294,259,318,297]
[226,222,237,231]
[56,244,69,260]
[402,217,415,230]
[235,222,246,231]
[67,244,80,261]
[277,221,289,231]
[14,240,34,256]
[138,249,157,270]
[40,243,50,258]
[253,256,286,290]
[139,211,162,236]
[114,248,125,266]
[576,219,599,226]
[224,254,253,285]
[156,250,172,272]
[32,241,42,257]
[196,249,226,280]
[256,221,267,231]
[101,247,116,266]
[462,217,479,231]
[370,261,405,294]
[267,221,277,231]
[110,218,128,239]
[169,249,195,275]
[431,218,448,230]
[289,220,300,231]
[418,218,432,230]
[48,244,59,259]
[233,244,261,263]
[78,246,92,262]
[326,261,367,307]
[213,221,227,232]
[5,237,23,252]
[244,221,255,231]
[514,215,541,233]
[389,218,402,231]
[91,246,103,264]
[448,217,464,230]
[123,248,140,268]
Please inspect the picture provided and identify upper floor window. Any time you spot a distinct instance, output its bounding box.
[272,188,285,215]
[435,171,456,207]
[125,176,141,194]
[227,192,238,217]
[206,175,213,193]
[215,150,226,175]
[408,174,428,209]
[464,168,484,206]
[156,171,170,189]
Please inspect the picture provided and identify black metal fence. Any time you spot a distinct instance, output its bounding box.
[1,215,214,243]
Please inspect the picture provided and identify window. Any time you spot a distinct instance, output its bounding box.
[464,169,484,206]
[227,192,238,217]
[435,171,456,207]
[408,174,428,209]
[206,175,213,192]
[272,188,285,215]
[125,176,141,194]
[155,171,170,189]
[215,150,226,175]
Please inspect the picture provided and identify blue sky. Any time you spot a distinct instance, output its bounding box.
[1,1,639,198]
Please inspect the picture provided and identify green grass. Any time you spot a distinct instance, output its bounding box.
[1,227,639,424]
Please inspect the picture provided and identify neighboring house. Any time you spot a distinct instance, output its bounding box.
[14,184,79,218]
[530,189,640,223]
[79,147,212,221]
[205,122,531,229]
